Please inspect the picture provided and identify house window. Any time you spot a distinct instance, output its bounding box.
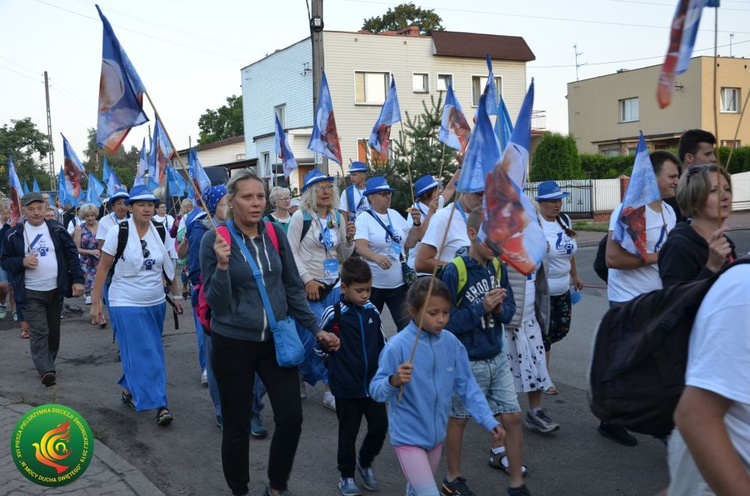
[412,73,429,93]
[274,104,286,128]
[437,74,453,92]
[721,139,741,148]
[355,72,388,104]
[261,152,270,177]
[358,138,386,165]
[472,76,502,107]
[619,97,639,123]
[721,87,740,113]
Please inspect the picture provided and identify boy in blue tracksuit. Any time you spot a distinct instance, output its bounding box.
[439,207,530,496]
[319,256,387,496]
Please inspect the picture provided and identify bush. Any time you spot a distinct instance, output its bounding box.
[530,133,582,181]
[580,154,635,179]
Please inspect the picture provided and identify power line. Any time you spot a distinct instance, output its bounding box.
[608,0,750,12]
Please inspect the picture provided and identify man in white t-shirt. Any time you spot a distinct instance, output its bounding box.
[97,190,130,249]
[339,161,369,223]
[0,192,84,388]
[601,150,680,446]
[668,262,750,496]
[414,189,483,274]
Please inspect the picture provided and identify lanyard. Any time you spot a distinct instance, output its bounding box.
[317,214,334,251]
[367,209,401,243]
[455,202,467,223]
[416,203,428,218]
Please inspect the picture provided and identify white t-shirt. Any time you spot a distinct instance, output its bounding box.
[339,186,369,219]
[103,224,173,307]
[97,212,128,241]
[541,215,577,296]
[153,214,174,232]
[420,203,470,264]
[24,221,58,291]
[66,217,82,235]
[406,197,446,271]
[607,202,676,303]
[355,209,411,289]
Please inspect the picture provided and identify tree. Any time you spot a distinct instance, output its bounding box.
[362,3,445,35]
[530,133,583,182]
[82,128,140,189]
[197,95,244,145]
[0,118,52,193]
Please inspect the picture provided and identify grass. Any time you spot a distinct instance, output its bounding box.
[94,430,108,442]
[573,220,610,232]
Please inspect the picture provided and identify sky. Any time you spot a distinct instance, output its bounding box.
[1,0,749,181]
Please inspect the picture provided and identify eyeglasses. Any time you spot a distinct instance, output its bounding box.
[278,197,291,202]
[140,239,150,259]
[317,184,334,192]
[376,191,392,197]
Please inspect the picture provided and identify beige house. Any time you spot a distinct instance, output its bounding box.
[568,56,750,155]
[242,28,536,191]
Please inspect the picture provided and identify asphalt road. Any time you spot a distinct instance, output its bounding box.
[4,229,749,495]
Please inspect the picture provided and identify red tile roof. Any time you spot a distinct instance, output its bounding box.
[431,31,535,62]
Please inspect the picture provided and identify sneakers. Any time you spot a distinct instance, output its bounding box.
[250,415,268,439]
[598,422,638,446]
[0,304,6,319]
[84,295,92,305]
[263,486,293,496]
[323,391,336,412]
[441,476,476,496]
[40,372,56,388]
[507,485,532,496]
[357,461,380,491]
[338,477,362,496]
[488,450,528,477]
[201,369,208,386]
[522,409,560,434]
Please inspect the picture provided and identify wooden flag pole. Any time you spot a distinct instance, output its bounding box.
[712,8,722,229]
[144,92,216,229]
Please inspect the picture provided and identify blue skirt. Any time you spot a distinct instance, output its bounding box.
[110,303,168,412]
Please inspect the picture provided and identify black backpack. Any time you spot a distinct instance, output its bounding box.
[588,257,750,438]
[593,234,609,283]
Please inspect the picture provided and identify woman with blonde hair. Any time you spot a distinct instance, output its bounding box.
[266,186,293,234]
[73,203,101,308]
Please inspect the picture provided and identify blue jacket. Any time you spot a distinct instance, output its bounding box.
[440,256,515,360]
[1,220,84,304]
[320,297,385,399]
[369,321,498,449]
[185,209,208,286]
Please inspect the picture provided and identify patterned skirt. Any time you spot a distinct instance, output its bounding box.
[504,316,554,393]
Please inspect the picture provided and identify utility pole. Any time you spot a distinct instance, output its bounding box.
[730,32,734,57]
[44,71,55,189]
[574,44,585,82]
[310,0,328,174]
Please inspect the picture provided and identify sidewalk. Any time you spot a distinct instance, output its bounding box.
[0,396,164,496]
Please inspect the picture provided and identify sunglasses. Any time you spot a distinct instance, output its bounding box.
[140,239,150,259]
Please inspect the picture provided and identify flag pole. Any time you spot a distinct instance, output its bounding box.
[143,92,216,229]
[400,121,416,209]
[712,7,722,228]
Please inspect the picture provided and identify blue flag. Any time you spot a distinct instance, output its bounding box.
[58,168,75,208]
[480,79,546,275]
[368,76,402,157]
[8,156,23,225]
[166,167,186,197]
[22,183,30,195]
[61,133,85,201]
[88,173,106,200]
[457,92,499,194]
[102,157,111,184]
[274,116,298,179]
[96,5,148,152]
[150,118,173,186]
[107,168,127,198]
[495,95,514,154]
[484,55,498,117]
[86,179,103,208]
[32,178,40,193]
[612,133,662,259]
[439,84,471,152]
[308,72,342,164]
[188,147,211,195]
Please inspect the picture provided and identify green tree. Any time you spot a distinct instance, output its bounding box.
[198,95,244,145]
[82,128,140,189]
[362,3,445,35]
[530,133,583,181]
[0,117,52,193]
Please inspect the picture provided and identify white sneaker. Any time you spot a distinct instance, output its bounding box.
[0,305,6,319]
[84,295,92,305]
[323,391,336,412]
[201,369,208,386]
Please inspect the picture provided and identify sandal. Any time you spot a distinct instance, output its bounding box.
[544,386,559,395]
[20,323,30,339]
[121,391,136,410]
[156,408,173,427]
[92,317,107,328]
[490,454,528,477]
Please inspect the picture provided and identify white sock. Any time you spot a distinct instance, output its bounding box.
[491,446,506,456]
[532,407,543,415]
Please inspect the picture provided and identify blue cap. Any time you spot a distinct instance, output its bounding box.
[363,176,395,197]
[534,181,570,201]
[301,169,333,193]
[348,161,369,174]
[125,185,160,205]
[414,175,440,198]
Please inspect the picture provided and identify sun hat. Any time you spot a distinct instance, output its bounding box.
[535,181,570,201]
[363,176,396,197]
[125,185,160,205]
[348,161,369,174]
[301,169,334,193]
[414,175,440,199]
[108,190,130,203]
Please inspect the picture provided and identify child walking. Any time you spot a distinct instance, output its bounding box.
[439,207,529,496]
[319,257,388,496]
[370,277,504,496]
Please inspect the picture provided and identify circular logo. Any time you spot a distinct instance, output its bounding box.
[11,404,94,487]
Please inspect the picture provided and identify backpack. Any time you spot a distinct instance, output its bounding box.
[588,257,750,438]
[593,234,609,283]
[195,221,279,332]
[445,256,504,306]
[299,210,342,242]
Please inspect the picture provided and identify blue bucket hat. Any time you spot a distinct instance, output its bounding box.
[108,190,130,204]
[348,161,369,174]
[414,175,440,198]
[363,176,395,197]
[125,185,160,205]
[301,169,333,193]
[534,181,570,201]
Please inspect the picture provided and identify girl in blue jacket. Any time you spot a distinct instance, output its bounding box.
[370,277,503,496]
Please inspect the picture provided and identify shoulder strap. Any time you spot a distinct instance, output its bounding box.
[492,258,503,281]
[451,256,468,306]
[300,211,313,242]
[366,209,397,239]
[264,221,279,253]
[111,221,130,271]
[226,219,279,331]
[152,220,166,243]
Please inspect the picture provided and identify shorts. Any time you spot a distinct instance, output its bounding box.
[0,266,8,283]
[450,352,520,418]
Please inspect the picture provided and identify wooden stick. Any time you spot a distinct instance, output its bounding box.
[712,9,722,228]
